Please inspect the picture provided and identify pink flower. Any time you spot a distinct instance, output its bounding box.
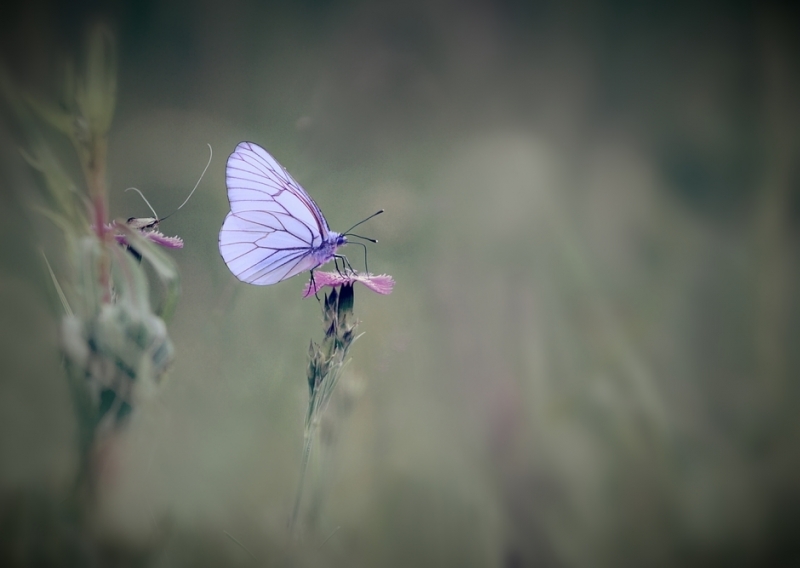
[107,220,184,249]
[303,272,395,298]
[114,230,183,249]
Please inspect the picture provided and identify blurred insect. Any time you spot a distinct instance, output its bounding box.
[118,144,214,261]
[125,143,213,232]
[218,141,382,287]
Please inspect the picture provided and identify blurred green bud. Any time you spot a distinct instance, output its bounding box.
[60,301,174,428]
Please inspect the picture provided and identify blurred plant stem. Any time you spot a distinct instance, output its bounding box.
[289,284,358,536]
[754,19,794,401]
[76,24,115,303]
[5,22,179,512]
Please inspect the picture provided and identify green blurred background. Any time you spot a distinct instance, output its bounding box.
[2,0,800,566]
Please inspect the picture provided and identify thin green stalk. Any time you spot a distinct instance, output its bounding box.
[289,425,316,534]
[289,285,357,536]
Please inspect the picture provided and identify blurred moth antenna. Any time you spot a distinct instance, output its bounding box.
[125,187,158,219]
[172,143,212,214]
[125,143,213,228]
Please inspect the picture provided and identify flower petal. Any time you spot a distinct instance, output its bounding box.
[107,221,183,249]
[144,230,184,249]
[303,272,395,298]
[358,274,394,295]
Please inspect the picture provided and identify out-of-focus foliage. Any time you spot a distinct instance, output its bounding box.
[1,21,182,564]
[1,1,799,566]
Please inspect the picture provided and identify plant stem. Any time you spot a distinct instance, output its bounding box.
[289,425,315,534]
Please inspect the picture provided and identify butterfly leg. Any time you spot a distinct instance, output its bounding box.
[309,269,321,301]
[334,254,356,275]
[361,243,369,274]
[340,241,369,273]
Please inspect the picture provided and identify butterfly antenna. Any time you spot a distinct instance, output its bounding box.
[125,187,159,220]
[346,233,377,243]
[343,209,383,235]
[160,143,213,222]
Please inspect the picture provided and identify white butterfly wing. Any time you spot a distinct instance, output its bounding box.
[219,142,331,285]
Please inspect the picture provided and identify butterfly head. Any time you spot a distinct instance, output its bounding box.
[326,231,347,251]
[309,231,345,265]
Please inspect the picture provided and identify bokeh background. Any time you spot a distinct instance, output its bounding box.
[2,0,800,566]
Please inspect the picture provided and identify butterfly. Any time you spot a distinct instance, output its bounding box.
[219,141,381,286]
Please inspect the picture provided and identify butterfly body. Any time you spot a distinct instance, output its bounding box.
[126,216,159,231]
[219,142,348,286]
[312,232,347,264]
